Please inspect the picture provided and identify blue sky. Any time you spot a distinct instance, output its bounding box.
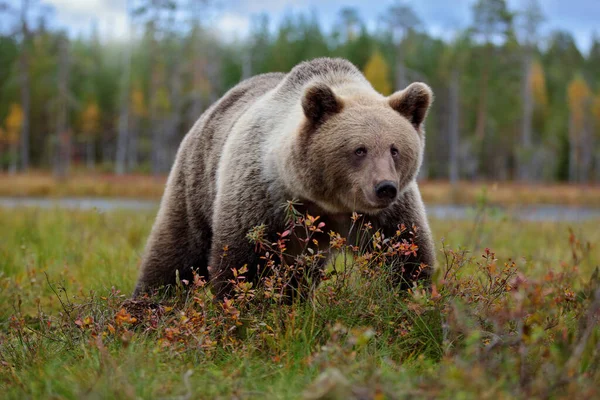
[11,0,600,53]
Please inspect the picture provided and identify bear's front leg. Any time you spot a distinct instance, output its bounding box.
[208,226,265,300]
[207,181,285,300]
[208,206,329,301]
[375,183,436,290]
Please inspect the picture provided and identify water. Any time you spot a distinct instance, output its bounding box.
[426,204,600,222]
[0,197,158,211]
[0,197,599,222]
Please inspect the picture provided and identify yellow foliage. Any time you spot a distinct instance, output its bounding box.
[592,93,600,139]
[529,60,547,109]
[592,93,600,121]
[81,101,100,137]
[363,50,392,96]
[131,87,146,117]
[567,75,591,132]
[155,87,171,114]
[5,103,23,144]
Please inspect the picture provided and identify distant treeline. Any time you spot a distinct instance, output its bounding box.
[0,0,599,182]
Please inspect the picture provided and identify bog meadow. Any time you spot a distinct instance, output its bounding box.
[1,0,599,399]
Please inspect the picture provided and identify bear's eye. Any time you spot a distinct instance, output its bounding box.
[355,147,367,157]
[391,147,399,158]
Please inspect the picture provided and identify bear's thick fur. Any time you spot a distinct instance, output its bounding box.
[133,58,435,299]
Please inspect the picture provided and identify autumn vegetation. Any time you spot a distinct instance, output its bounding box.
[1,206,599,398]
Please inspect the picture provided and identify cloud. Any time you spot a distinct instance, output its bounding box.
[35,0,597,53]
[41,0,129,40]
[213,12,251,41]
[227,0,303,15]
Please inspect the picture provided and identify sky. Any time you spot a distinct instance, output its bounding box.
[8,0,600,54]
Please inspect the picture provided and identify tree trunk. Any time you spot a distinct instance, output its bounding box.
[241,48,252,81]
[86,138,95,170]
[165,61,185,168]
[518,51,534,181]
[9,142,18,175]
[474,48,490,141]
[147,19,163,176]
[19,0,31,172]
[115,1,131,176]
[188,23,206,126]
[448,68,460,185]
[127,118,138,172]
[580,99,593,182]
[568,113,579,182]
[115,57,131,175]
[54,36,70,179]
[395,42,406,90]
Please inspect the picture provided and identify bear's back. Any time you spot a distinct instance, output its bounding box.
[275,58,367,98]
[177,58,369,219]
[179,72,286,218]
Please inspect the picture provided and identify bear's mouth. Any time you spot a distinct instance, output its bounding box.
[351,190,396,214]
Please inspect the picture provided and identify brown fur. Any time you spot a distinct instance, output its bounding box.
[133,58,435,299]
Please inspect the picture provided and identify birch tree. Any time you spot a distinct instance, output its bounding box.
[381,2,421,91]
[517,0,544,181]
[54,34,70,179]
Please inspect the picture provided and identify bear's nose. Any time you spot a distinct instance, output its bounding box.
[374,181,398,201]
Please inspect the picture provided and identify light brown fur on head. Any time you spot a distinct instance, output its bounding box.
[292,80,433,215]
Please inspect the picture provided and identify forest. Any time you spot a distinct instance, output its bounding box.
[0,0,599,183]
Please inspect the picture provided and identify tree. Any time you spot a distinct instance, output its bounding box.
[54,34,70,179]
[338,7,361,42]
[135,0,177,175]
[529,60,548,109]
[128,84,146,171]
[363,50,391,95]
[18,0,33,171]
[585,34,600,90]
[381,2,421,90]
[516,0,544,181]
[592,93,600,180]
[4,103,23,174]
[80,101,99,169]
[567,75,591,182]
[186,0,217,126]
[115,0,133,175]
[439,33,470,185]
[470,0,513,142]
[544,31,585,181]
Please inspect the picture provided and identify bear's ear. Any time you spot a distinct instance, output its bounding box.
[388,82,433,132]
[302,83,343,125]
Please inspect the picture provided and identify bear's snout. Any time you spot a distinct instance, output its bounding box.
[374,180,398,202]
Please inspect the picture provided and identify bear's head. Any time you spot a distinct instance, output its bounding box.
[293,81,433,214]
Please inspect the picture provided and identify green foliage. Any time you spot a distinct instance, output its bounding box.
[0,2,598,180]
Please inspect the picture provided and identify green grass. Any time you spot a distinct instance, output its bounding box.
[1,207,599,399]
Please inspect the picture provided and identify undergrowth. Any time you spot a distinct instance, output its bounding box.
[0,205,598,399]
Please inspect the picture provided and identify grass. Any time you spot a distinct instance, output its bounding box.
[2,172,600,206]
[1,206,599,399]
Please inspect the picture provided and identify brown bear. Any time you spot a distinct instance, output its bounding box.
[133,57,435,299]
